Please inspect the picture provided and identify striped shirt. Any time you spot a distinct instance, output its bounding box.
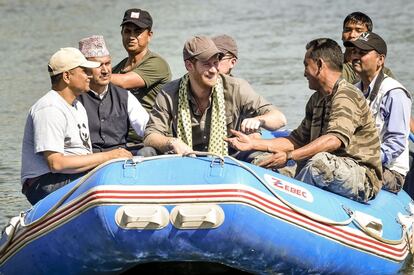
[290,79,383,194]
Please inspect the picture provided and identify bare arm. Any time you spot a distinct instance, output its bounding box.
[111,72,146,90]
[143,133,172,153]
[410,117,414,133]
[144,133,193,154]
[255,109,287,131]
[44,149,132,174]
[287,134,341,161]
[257,134,342,169]
[225,129,295,152]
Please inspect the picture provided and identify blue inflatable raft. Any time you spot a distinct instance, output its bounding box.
[1,153,413,274]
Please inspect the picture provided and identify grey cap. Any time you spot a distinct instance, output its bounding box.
[183,36,223,62]
[212,34,238,58]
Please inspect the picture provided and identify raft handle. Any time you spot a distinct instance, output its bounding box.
[115,205,169,230]
[170,204,225,229]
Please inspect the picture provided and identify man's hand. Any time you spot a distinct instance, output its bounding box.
[241,118,263,134]
[256,151,288,169]
[224,129,254,151]
[169,138,193,154]
[107,148,133,159]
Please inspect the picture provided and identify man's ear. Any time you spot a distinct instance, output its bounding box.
[317,58,323,69]
[147,30,153,42]
[184,59,194,71]
[378,54,385,68]
[230,58,237,68]
[62,71,70,84]
[316,58,324,74]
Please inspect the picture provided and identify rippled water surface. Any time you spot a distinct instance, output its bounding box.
[1,0,413,273]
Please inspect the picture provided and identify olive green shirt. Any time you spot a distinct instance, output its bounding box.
[144,74,276,152]
[113,50,172,112]
[342,62,395,84]
[290,79,382,195]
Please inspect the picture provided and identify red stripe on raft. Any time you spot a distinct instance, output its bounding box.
[5,187,407,261]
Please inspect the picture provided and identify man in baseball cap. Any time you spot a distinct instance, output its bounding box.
[47,47,100,76]
[111,8,171,146]
[21,46,132,205]
[343,31,387,55]
[143,35,286,159]
[212,34,238,75]
[347,32,412,193]
[120,8,152,29]
[183,35,223,62]
[340,12,395,84]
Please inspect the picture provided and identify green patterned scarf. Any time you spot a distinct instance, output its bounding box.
[177,73,228,156]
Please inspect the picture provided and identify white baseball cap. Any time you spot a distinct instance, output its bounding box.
[48,47,100,76]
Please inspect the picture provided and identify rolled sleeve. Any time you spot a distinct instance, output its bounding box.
[133,55,171,87]
[326,95,359,148]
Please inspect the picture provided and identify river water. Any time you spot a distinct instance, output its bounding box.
[1,0,413,273]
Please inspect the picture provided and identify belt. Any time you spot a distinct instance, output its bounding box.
[22,176,41,194]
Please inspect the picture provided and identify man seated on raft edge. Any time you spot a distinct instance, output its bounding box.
[345,32,412,194]
[225,38,383,203]
[20,48,132,206]
[339,11,414,197]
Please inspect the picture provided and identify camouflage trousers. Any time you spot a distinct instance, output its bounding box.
[382,167,405,194]
[295,152,370,202]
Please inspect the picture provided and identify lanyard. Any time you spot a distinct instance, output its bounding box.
[367,70,385,105]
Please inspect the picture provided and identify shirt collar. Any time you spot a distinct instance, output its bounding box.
[90,85,109,100]
[364,73,379,98]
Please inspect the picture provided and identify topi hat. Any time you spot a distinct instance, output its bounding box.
[48,47,100,76]
[183,36,223,62]
[79,35,110,58]
[212,34,238,58]
[343,32,387,55]
[121,8,152,29]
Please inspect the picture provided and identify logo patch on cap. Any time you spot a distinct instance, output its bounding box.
[130,12,140,19]
[359,32,370,41]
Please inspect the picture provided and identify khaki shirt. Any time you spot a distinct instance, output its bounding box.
[144,74,276,152]
[113,50,172,112]
[290,79,382,195]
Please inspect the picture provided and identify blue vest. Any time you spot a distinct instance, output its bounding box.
[78,83,130,152]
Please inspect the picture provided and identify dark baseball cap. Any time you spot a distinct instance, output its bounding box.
[183,36,223,62]
[212,34,238,58]
[343,32,387,55]
[121,8,152,29]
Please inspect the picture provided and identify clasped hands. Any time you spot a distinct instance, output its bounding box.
[224,129,288,169]
[168,118,264,155]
